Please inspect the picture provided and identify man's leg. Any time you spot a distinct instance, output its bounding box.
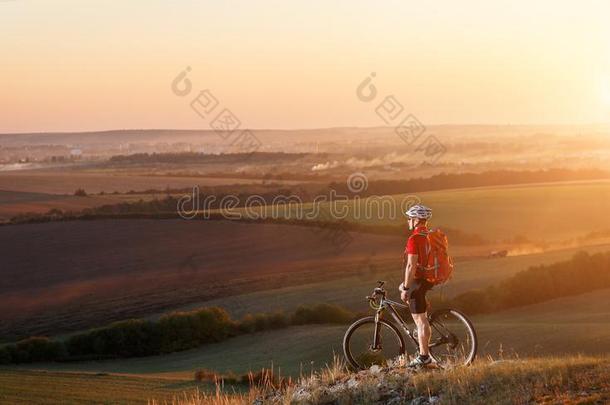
[408,280,432,359]
[412,313,431,356]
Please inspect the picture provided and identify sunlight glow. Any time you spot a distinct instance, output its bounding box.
[602,75,610,107]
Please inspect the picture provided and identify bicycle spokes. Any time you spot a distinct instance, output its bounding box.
[346,320,403,369]
[429,310,476,368]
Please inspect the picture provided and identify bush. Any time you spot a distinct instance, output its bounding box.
[1,337,66,363]
[74,188,87,197]
[291,303,355,325]
[194,369,218,382]
[238,312,289,333]
[158,307,236,353]
[66,319,159,358]
[65,307,236,358]
[0,347,12,364]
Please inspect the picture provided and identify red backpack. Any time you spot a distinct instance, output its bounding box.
[415,228,454,285]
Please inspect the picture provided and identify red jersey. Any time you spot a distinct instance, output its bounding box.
[404,226,429,270]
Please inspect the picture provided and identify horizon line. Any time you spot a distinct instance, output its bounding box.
[2,122,610,136]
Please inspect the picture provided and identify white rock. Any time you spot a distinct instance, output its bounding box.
[386,397,403,405]
[369,364,383,374]
[410,396,427,405]
[291,387,311,401]
[347,377,359,389]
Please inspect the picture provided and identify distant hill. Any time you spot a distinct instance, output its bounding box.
[2,125,608,147]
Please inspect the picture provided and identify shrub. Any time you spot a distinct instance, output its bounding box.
[194,369,218,382]
[66,307,235,358]
[238,314,258,334]
[66,319,160,358]
[291,303,355,325]
[5,337,66,363]
[267,312,289,329]
[194,369,242,384]
[238,312,289,333]
[0,347,12,364]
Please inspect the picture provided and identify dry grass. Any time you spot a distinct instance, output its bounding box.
[410,356,610,404]
[193,366,292,390]
[152,355,610,405]
[0,369,206,405]
[149,388,261,405]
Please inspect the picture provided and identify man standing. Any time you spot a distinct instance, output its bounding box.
[399,204,434,367]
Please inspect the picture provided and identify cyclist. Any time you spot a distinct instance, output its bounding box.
[399,204,434,367]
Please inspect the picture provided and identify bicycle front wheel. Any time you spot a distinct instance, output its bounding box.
[343,316,406,370]
[428,308,477,368]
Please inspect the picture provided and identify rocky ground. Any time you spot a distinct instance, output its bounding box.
[251,356,609,405]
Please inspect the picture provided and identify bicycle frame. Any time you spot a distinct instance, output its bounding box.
[372,295,419,349]
[372,295,449,353]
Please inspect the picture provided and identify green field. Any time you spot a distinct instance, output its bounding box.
[246,180,610,242]
[392,180,610,241]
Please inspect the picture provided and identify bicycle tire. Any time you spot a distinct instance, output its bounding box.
[343,316,406,370]
[428,308,477,367]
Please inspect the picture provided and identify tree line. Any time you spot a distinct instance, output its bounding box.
[448,251,610,314]
[0,303,354,364]
[108,152,312,164]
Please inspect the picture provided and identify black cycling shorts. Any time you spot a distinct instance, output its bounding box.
[408,279,433,314]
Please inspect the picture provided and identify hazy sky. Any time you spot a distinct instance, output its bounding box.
[1,0,610,132]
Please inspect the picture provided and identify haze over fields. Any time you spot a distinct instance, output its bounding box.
[2,1,610,403]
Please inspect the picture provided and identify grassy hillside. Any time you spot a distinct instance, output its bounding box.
[252,355,610,405]
[13,288,610,380]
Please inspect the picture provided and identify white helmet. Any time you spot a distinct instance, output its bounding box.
[405,204,432,220]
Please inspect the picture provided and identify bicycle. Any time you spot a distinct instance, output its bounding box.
[343,281,477,370]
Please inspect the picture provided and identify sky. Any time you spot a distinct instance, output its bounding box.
[1,0,610,133]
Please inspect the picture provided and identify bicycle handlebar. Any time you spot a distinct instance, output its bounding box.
[367,280,387,301]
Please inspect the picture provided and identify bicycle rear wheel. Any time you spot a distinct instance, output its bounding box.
[343,316,405,370]
[428,309,477,368]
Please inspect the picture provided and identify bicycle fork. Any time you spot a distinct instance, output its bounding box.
[371,310,383,351]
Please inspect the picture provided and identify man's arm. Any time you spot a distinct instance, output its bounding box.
[404,253,418,289]
[400,253,418,302]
